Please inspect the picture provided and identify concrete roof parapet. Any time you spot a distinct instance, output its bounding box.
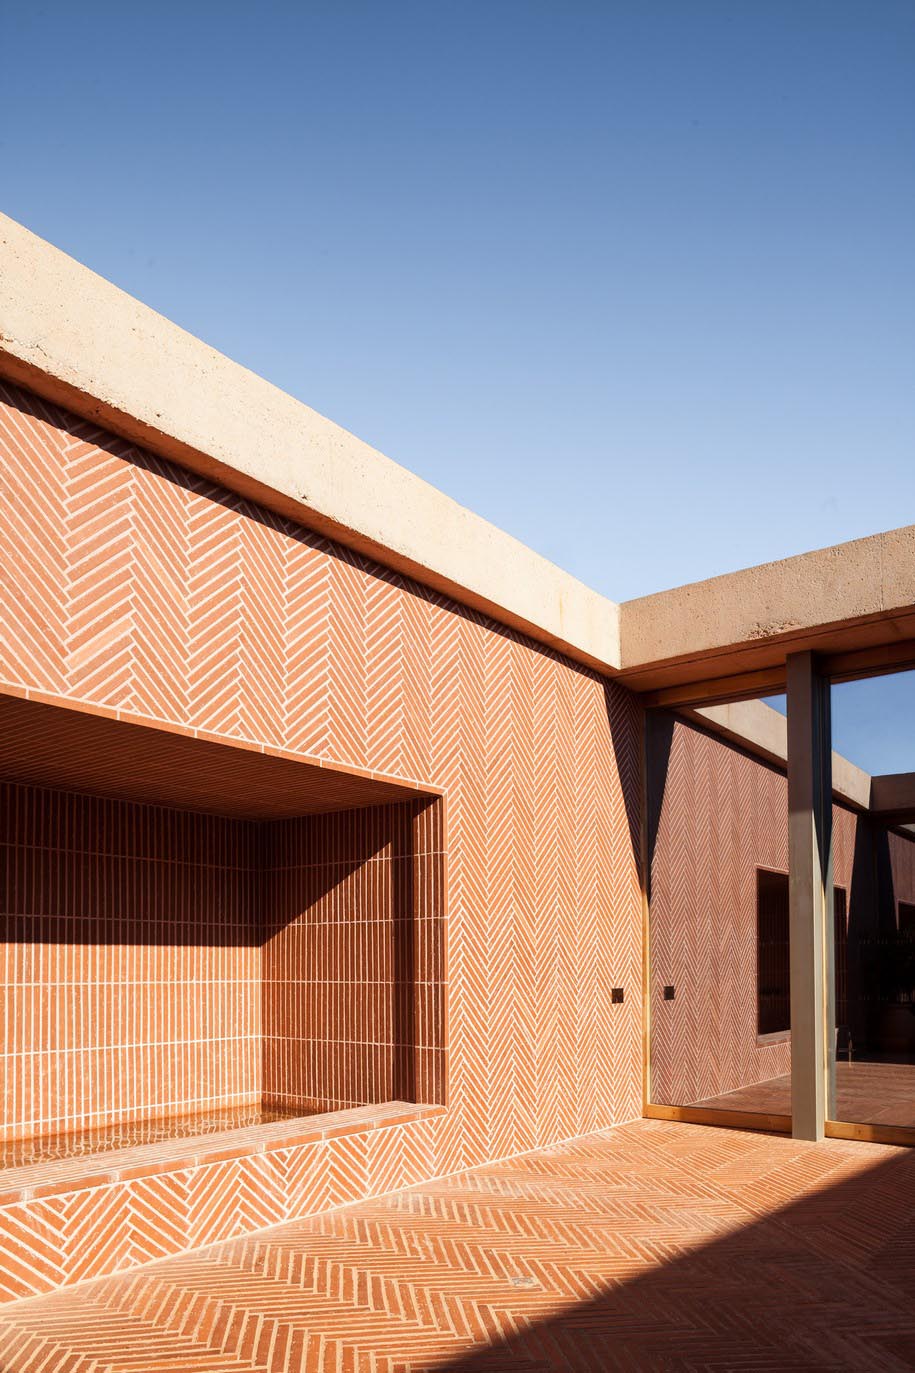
[2,211,913,695]
[620,528,915,690]
[0,213,620,674]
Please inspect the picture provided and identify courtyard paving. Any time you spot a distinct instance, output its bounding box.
[0,1118,912,1371]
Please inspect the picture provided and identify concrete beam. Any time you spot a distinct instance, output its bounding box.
[787,653,835,1141]
[3,211,912,697]
[621,537,915,692]
[870,773,915,824]
[0,213,620,674]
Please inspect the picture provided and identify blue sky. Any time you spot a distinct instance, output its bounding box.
[3,1,912,771]
[767,677,915,776]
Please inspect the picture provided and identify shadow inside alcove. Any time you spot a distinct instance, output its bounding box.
[0,692,445,1166]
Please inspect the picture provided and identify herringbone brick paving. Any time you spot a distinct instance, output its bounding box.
[0,1118,912,1372]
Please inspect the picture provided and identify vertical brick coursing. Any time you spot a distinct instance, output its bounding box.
[262,798,445,1114]
[0,785,444,1147]
[0,781,262,1142]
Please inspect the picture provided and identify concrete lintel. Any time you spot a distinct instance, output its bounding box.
[4,211,912,695]
[869,772,915,824]
[621,535,915,691]
[0,213,620,674]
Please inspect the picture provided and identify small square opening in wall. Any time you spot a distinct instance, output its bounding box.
[611,987,625,1004]
[663,985,675,1001]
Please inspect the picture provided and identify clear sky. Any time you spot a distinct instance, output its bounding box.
[3,1,913,771]
[767,677,915,777]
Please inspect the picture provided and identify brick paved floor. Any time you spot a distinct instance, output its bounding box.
[0,1118,913,1372]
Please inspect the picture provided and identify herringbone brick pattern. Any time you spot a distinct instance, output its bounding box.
[0,1118,911,1372]
[0,379,643,1294]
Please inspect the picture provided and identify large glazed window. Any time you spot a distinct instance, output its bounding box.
[646,709,793,1118]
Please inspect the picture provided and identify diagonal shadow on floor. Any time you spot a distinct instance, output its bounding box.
[0,1120,912,1373]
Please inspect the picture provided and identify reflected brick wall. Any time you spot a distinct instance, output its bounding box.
[648,715,861,1106]
[888,829,915,917]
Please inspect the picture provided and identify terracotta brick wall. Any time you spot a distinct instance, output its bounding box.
[262,798,445,1114]
[1,378,643,1185]
[647,714,862,1106]
[0,781,261,1142]
[0,783,445,1146]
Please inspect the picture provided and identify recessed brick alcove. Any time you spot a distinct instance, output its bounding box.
[2,781,444,1150]
[0,693,445,1301]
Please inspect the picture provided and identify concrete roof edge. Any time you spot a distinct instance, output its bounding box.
[620,524,915,680]
[0,213,620,674]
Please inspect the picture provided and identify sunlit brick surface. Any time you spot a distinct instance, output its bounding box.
[0,781,443,1145]
[0,1104,295,1169]
[0,1118,911,1371]
[0,379,643,1296]
[262,798,446,1113]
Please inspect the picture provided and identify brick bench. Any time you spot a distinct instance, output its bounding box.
[0,1102,447,1302]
